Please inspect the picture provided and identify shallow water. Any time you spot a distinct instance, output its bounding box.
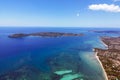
[0,27,120,80]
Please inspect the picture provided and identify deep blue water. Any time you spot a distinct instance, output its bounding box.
[0,27,120,80]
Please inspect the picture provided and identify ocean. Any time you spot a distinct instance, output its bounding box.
[0,27,119,80]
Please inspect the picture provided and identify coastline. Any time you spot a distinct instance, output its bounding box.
[94,37,108,80]
[95,51,108,80]
[99,37,108,49]
[91,37,108,80]
[94,37,120,79]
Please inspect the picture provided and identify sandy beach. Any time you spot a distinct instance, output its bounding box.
[95,52,108,80]
[95,37,108,80]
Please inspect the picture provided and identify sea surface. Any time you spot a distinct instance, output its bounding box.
[0,27,120,80]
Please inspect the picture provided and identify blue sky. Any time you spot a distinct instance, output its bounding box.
[0,0,120,27]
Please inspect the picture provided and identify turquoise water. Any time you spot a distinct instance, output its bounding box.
[0,27,120,80]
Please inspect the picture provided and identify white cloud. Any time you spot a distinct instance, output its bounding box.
[88,4,120,12]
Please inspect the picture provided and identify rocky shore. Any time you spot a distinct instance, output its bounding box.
[8,32,84,38]
[94,37,120,80]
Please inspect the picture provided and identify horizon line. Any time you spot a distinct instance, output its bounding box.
[0,26,120,28]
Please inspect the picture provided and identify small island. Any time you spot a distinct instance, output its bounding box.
[94,37,120,80]
[8,32,84,38]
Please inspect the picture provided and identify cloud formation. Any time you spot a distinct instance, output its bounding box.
[89,4,120,12]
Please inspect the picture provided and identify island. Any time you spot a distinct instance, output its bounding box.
[94,37,120,80]
[8,32,84,38]
[90,30,120,34]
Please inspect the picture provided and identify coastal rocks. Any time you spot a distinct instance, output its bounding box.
[95,37,120,80]
[8,32,84,38]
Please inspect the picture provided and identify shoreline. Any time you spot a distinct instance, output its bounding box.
[94,37,108,80]
[95,51,108,80]
[95,37,120,79]
[99,37,108,49]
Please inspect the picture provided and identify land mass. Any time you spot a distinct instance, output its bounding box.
[8,32,84,38]
[90,30,120,34]
[94,37,120,80]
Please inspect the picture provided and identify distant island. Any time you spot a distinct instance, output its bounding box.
[90,30,120,34]
[94,37,120,80]
[8,32,84,38]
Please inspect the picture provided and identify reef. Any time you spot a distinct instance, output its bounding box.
[8,32,84,38]
[0,52,86,80]
[94,37,120,80]
[47,52,87,80]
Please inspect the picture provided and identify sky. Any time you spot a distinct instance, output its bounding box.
[0,0,120,27]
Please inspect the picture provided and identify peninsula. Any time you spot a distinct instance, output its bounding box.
[8,32,84,38]
[94,37,120,80]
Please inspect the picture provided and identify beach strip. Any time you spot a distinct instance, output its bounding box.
[94,50,108,80]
